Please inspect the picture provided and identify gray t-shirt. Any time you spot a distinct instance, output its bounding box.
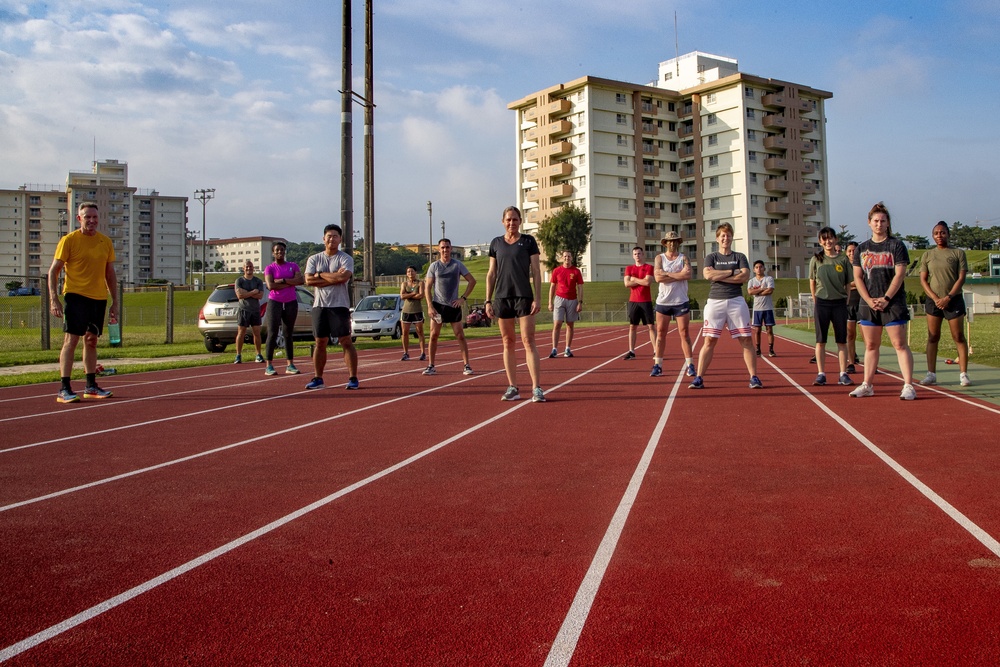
[705,251,750,300]
[235,275,264,313]
[305,250,353,309]
[427,258,470,304]
[748,275,774,311]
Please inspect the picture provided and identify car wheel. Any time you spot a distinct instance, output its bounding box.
[391,323,402,340]
[205,338,227,353]
[373,336,381,341]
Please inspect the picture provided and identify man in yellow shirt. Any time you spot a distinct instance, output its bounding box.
[47,202,118,403]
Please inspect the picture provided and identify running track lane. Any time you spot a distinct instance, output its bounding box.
[2,328,999,664]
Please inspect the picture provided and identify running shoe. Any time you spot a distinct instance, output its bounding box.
[918,372,937,386]
[548,348,558,358]
[346,377,360,390]
[846,363,856,375]
[56,388,80,404]
[813,373,827,386]
[422,365,436,376]
[265,365,277,376]
[854,356,861,365]
[900,383,917,401]
[685,363,697,377]
[531,387,546,403]
[255,354,265,363]
[755,348,761,357]
[305,377,325,390]
[849,382,875,398]
[84,385,113,399]
[838,373,854,386]
[650,364,662,377]
[463,365,474,376]
[419,353,427,361]
[564,348,573,358]
[768,349,776,358]
[286,364,300,375]
[401,353,410,361]
[502,386,520,401]
[809,356,816,364]
[960,372,971,387]
[623,350,636,360]
[749,376,763,389]
[233,354,242,364]
[689,376,704,389]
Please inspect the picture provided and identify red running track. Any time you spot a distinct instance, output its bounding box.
[1,325,999,665]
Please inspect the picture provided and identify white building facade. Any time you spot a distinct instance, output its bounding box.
[507,52,832,281]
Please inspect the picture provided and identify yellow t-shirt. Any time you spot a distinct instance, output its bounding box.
[55,230,116,300]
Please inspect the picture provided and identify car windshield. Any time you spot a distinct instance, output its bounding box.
[207,287,239,303]
[356,296,398,311]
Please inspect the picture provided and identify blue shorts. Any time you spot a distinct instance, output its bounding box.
[752,310,775,328]
[655,302,690,318]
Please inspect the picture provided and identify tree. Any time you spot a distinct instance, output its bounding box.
[836,225,856,247]
[535,203,593,271]
[213,260,226,272]
[352,240,428,277]
[5,280,22,292]
[285,241,323,268]
[903,235,929,249]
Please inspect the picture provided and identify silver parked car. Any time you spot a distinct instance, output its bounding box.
[198,284,315,353]
[350,294,402,341]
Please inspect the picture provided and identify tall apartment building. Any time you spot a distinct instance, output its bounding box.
[0,159,188,288]
[507,52,832,281]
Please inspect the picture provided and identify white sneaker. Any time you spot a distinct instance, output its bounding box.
[849,382,874,398]
[900,384,917,401]
[918,372,937,386]
[960,372,971,387]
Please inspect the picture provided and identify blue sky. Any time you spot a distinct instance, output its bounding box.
[2,0,999,248]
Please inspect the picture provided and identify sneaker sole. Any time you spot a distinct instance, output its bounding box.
[83,393,112,399]
[57,396,80,403]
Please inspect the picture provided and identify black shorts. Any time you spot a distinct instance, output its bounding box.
[237,309,262,327]
[858,300,910,327]
[401,311,424,324]
[847,292,861,322]
[924,295,966,320]
[432,302,463,324]
[814,298,848,345]
[63,293,107,337]
[493,297,533,320]
[628,301,654,326]
[312,306,351,339]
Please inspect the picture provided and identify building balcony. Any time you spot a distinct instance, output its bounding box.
[641,123,658,136]
[764,179,817,194]
[545,183,573,198]
[765,201,820,216]
[678,124,694,138]
[680,207,697,220]
[545,119,572,136]
[763,157,815,173]
[524,147,539,162]
[678,104,693,119]
[523,107,538,122]
[524,169,538,182]
[640,101,658,116]
[641,144,659,156]
[681,185,696,198]
[524,190,539,203]
[765,224,793,237]
[761,93,813,112]
[680,165,696,179]
[544,162,573,178]
[642,163,659,176]
[524,127,540,142]
[526,209,543,224]
[763,114,813,132]
[545,141,572,157]
[544,98,572,116]
[679,144,695,158]
[643,185,660,197]
[643,207,661,219]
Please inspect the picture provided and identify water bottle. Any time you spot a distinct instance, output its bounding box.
[108,322,122,347]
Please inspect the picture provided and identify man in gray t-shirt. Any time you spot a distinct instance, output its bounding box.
[423,238,476,377]
[303,224,358,391]
[234,260,265,363]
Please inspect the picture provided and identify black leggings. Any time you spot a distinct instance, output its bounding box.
[814,298,847,345]
[265,299,298,361]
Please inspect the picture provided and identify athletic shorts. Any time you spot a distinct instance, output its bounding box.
[63,293,107,337]
[237,309,262,327]
[847,292,861,322]
[814,298,848,345]
[751,309,775,328]
[701,297,751,339]
[493,297,533,320]
[858,300,910,327]
[627,301,654,326]
[553,296,580,323]
[432,302,463,324]
[655,302,690,318]
[312,306,351,339]
[401,311,424,324]
[924,295,966,320]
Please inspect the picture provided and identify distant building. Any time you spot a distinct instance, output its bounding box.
[189,236,289,277]
[507,51,832,281]
[397,243,465,262]
[1,159,188,287]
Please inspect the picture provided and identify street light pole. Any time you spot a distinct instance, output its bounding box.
[427,200,433,266]
[194,188,215,290]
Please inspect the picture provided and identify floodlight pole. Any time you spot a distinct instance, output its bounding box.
[194,188,215,290]
[427,201,433,265]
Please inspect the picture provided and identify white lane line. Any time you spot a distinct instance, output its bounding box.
[762,357,1000,557]
[0,351,623,662]
[544,366,684,667]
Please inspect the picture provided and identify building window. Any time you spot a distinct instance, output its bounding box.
[708,135,718,147]
[748,151,757,163]
[619,199,630,211]
[618,177,629,189]
[752,217,760,228]
[617,135,628,146]
[747,129,756,142]
[616,113,628,125]
[706,94,716,104]
[670,182,678,192]
[746,108,755,120]
[620,243,628,254]
[745,87,754,98]
[619,221,629,232]
[751,195,759,207]
[668,121,676,131]
[706,113,717,125]
[617,155,628,167]
[664,72,673,81]
[616,93,627,104]
[749,173,758,184]
[709,176,719,188]
[671,203,679,213]
[752,240,760,251]
[708,155,719,167]
[710,198,720,210]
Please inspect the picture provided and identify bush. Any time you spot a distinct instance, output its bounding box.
[775,296,788,309]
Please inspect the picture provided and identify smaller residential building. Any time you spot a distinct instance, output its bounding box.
[189,236,289,276]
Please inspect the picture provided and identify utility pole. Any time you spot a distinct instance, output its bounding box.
[362,0,375,284]
[441,220,445,241]
[341,0,354,260]
[427,201,433,266]
[193,188,215,290]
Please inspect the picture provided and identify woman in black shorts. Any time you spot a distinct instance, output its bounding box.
[399,266,427,362]
[918,221,970,387]
[808,227,853,387]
